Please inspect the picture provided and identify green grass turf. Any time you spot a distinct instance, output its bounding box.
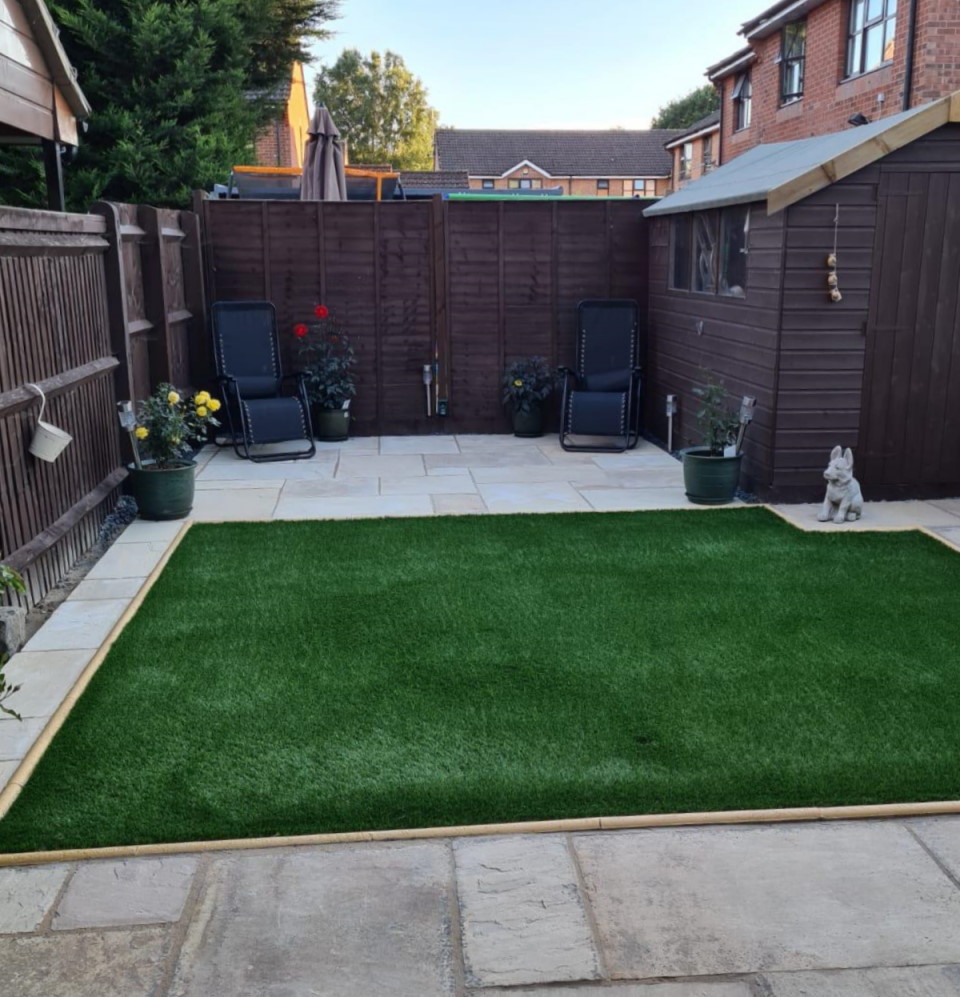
[2,507,960,853]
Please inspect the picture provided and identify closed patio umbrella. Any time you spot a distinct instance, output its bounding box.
[300,106,347,201]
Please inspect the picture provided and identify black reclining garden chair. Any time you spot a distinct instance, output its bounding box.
[211,300,316,463]
[559,299,641,453]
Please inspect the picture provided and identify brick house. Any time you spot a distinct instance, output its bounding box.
[252,63,311,169]
[434,129,682,196]
[707,0,960,166]
[664,111,720,190]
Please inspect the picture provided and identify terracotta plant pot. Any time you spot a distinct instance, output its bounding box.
[512,406,544,438]
[314,407,350,442]
[128,461,196,520]
[680,447,743,505]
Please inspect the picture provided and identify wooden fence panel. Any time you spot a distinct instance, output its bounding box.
[1,201,206,609]
[200,197,650,435]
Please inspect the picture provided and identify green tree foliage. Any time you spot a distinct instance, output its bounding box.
[315,50,438,170]
[0,0,338,210]
[651,84,720,130]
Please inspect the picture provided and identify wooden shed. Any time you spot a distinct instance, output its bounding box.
[644,92,960,502]
[0,0,90,209]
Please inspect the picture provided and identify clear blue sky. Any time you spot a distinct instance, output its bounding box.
[307,0,764,129]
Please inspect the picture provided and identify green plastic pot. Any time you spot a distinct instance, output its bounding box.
[681,447,743,505]
[512,406,544,438]
[128,461,196,520]
[314,407,350,441]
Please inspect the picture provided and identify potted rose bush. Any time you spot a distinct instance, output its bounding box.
[502,356,556,437]
[295,305,357,441]
[680,377,745,505]
[129,384,220,520]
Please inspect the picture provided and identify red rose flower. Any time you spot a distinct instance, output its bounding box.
[293,323,308,338]
[314,305,329,319]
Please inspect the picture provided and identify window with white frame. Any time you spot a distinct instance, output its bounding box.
[481,179,495,189]
[732,72,752,130]
[846,0,897,77]
[679,143,693,180]
[780,21,806,103]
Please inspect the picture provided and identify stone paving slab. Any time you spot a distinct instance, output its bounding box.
[0,863,71,933]
[335,454,427,478]
[0,927,171,997]
[381,473,478,495]
[113,519,184,544]
[910,818,960,882]
[432,494,488,515]
[21,599,127,651]
[573,822,960,979]
[0,649,93,718]
[0,716,50,761]
[84,542,169,580]
[278,476,380,498]
[772,501,960,531]
[67,577,145,601]
[469,984,753,997]
[454,835,600,987]
[54,855,199,930]
[189,487,280,521]
[169,843,455,997]
[272,493,434,520]
[477,480,591,513]
[760,965,960,995]
[381,436,461,454]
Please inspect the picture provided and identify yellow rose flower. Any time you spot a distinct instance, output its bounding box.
[513,379,524,387]
[167,391,180,405]
[194,391,211,406]
[135,426,149,440]
[171,436,181,445]
[196,405,208,418]
[207,398,221,412]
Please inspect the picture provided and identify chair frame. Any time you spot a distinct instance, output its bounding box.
[559,299,642,454]
[212,301,316,463]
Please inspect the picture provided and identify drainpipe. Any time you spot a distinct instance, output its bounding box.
[715,81,724,167]
[902,0,919,110]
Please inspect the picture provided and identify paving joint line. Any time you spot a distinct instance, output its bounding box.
[153,851,211,997]
[564,831,610,981]
[445,839,469,997]
[904,821,960,892]
[33,861,77,935]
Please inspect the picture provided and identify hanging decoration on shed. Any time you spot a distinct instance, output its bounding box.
[826,204,843,303]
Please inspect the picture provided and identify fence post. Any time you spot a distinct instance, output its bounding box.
[180,209,210,389]
[430,195,451,413]
[138,205,174,385]
[89,201,135,407]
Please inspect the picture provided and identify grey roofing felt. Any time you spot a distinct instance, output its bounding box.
[644,102,939,217]
[434,129,683,177]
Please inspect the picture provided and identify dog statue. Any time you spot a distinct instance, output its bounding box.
[818,446,863,524]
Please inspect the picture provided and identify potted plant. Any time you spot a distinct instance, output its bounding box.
[502,356,555,437]
[680,377,747,505]
[295,305,356,441]
[128,384,221,520]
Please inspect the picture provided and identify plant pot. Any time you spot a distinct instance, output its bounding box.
[681,447,743,505]
[512,406,544,438]
[314,407,350,442]
[128,461,196,520]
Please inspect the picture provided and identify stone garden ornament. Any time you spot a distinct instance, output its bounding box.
[819,446,863,524]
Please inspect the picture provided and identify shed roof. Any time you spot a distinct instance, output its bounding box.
[645,93,960,218]
[434,129,682,177]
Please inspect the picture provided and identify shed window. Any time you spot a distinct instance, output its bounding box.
[719,206,750,298]
[670,216,692,290]
[846,0,897,77]
[780,21,806,103]
[732,72,752,130]
[670,207,750,298]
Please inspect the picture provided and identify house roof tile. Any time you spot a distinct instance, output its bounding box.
[434,129,683,177]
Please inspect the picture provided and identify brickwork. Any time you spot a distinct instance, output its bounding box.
[668,130,718,190]
[716,0,960,162]
[468,172,670,196]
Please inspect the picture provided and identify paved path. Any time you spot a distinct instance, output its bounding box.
[3,435,960,995]
[3,818,960,995]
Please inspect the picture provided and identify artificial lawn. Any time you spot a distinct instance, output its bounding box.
[2,507,960,853]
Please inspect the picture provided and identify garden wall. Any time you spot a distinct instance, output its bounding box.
[198,197,650,435]
[0,203,205,608]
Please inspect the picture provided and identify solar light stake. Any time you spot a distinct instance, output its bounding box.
[735,396,756,455]
[665,394,678,452]
[117,400,142,469]
[422,364,433,417]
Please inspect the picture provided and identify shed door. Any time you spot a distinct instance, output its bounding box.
[860,171,960,490]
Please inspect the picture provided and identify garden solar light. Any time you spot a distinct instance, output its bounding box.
[734,396,757,454]
[117,400,142,469]
[422,364,433,417]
